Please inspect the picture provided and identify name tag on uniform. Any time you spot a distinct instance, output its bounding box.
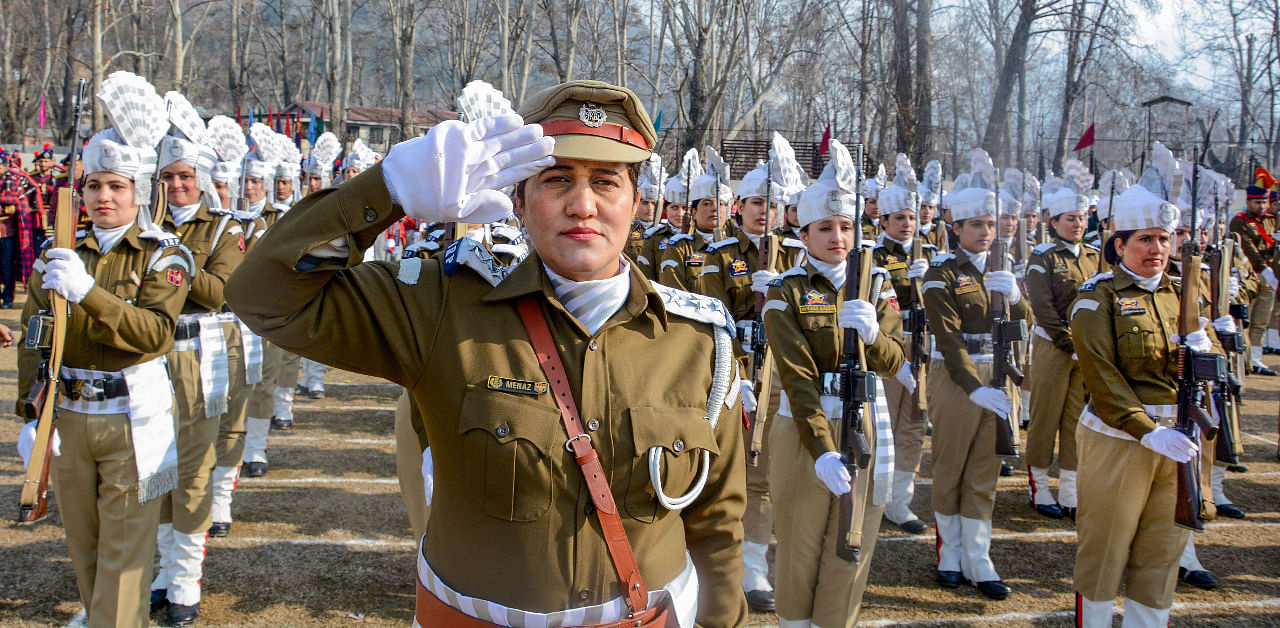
[955,274,981,294]
[487,375,548,395]
[884,260,908,271]
[1116,296,1146,316]
[729,256,750,276]
[798,289,837,314]
[686,252,705,266]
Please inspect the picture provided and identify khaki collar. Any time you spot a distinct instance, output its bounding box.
[80,222,144,254]
[481,250,670,333]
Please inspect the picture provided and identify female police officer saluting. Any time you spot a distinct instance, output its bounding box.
[226,81,747,627]
[1071,147,1222,627]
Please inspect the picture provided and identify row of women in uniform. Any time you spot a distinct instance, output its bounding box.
[616,139,1253,628]
[11,71,378,627]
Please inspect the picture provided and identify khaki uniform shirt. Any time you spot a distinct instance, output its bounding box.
[763,262,906,460]
[860,215,880,241]
[921,249,1032,395]
[624,219,650,262]
[1024,239,1100,353]
[1071,269,1218,440]
[224,164,749,626]
[165,205,245,314]
[657,232,715,292]
[1229,212,1279,274]
[634,221,674,280]
[873,236,938,305]
[772,225,807,271]
[17,225,191,417]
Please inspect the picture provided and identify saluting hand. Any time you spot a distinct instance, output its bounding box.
[41,248,95,304]
[382,114,555,226]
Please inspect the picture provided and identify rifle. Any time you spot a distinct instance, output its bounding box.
[1205,186,1245,466]
[1099,178,1115,272]
[836,143,876,563]
[1174,153,1227,532]
[746,159,778,467]
[988,168,1025,458]
[907,190,928,425]
[19,78,87,524]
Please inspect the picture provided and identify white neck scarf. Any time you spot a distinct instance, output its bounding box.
[169,203,201,226]
[961,247,988,274]
[919,221,933,235]
[1063,241,1081,257]
[809,257,847,290]
[1119,262,1162,292]
[544,257,632,335]
[743,231,763,250]
[94,223,131,255]
[695,230,715,244]
[884,233,912,250]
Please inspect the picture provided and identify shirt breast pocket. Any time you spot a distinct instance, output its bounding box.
[1115,324,1157,359]
[457,384,561,522]
[625,406,720,523]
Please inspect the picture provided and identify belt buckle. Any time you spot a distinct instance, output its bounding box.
[565,433,592,452]
[70,379,103,401]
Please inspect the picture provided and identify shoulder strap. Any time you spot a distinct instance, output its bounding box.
[515,296,649,615]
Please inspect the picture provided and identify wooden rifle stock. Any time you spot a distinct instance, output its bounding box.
[988,176,1024,457]
[1174,174,1209,532]
[746,197,779,467]
[907,214,928,424]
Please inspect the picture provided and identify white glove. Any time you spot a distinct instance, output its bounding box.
[837,299,879,344]
[1173,317,1213,353]
[382,114,555,225]
[984,270,1021,305]
[1229,276,1240,299]
[968,386,1012,419]
[1263,267,1279,291]
[41,248,95,303]
[907,258,929,279]
[750,270,778,295]
[1139,426,1199,463]
[17,422,60,468]
[421,446,434,507]
[813,451,851,496]
[740,379,757,414]
[895,362,916,393]
[1013,260,1028,279]
[1213,314,1237,334]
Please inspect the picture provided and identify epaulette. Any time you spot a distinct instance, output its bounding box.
[644,223,670,238]
[769,266,806,287]
[491,224,522,242]
[870,266,891,279]
[146,242,195,276]
[668,233,693,243]
[649,281,735,336]
[930,252,955,267]
[402,239,437,258]
[75,228,88,239]
[706,237,739,253]
[1033,242,1056,256]
[1083,242,1100,251]
[780,237,804,249]
[1079,271,1112,292]
[442,236,518,287]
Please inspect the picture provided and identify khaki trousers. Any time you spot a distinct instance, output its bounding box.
[1248,278,1275,347]
[395,390,430,541]
[53,408,162,628]
[926,360,1001,519]
[769,413,883,627]
[160,348,219,532]
[249,341,282,418]
[1074,426,1188,609]
[884,375,926,472]
[742,363,782,544]
[277,349,301,391]
[216,321,249,466]
[1026,336,1083,470]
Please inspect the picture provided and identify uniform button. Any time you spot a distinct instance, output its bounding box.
[579,589,590,600]
[495,424,510,437]
[589,340,599,351]
[587,418,600,431]
[1131,326,1139,332]
[364,208,377,223]
[673,439,685,452]
[584,503,596,516]
[811,322,820,330]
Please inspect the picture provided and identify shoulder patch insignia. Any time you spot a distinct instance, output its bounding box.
[729,256,750,276]
[1033,242,1056,256]
[658,237,674,250]
[648,280,735,335]
[885,294,900,312]
[768,276,785,287]
[955,274,981,294]
[630,229,644,242]
[1079,271,1112,292]
[165,268,183,286]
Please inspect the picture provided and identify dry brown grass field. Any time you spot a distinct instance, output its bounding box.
[0,291,1277,627]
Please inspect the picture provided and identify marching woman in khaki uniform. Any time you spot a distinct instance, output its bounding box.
[635,168,690,280]
[204,115,263,538]
[871,155,936,535]
[1071,152,1219,627]
[16,71,191,628]
[763,139,907,627]
[657,149,734,291]
[920,154,1030,600]
[625,154,664,263]
[149,94,246,626]
[227,80,747,627]
[1023,182,1099,520]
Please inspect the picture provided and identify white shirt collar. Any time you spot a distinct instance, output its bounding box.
[1118,262,1162,292]
[809,256,847,290]
[169,202,202,226]
[93,223,131,254]
[543,257,632,336]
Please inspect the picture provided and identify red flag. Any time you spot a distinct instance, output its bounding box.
[37,93,46,129]
[236,105,242,125]
[268,106,275,128]
[1072,123,1095,152]
[818,125,831,155]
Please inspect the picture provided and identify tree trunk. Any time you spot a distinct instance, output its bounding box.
[891,0,914,157]
[980,0,1036,164]
[913,0,933,164]
[92,0,105,130]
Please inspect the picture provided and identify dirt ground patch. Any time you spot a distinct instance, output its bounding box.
[0,291,1278,627]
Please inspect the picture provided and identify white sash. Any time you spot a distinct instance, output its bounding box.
[197,315,230,417]
[237,319,264,385]
[778,381,894,505]
[122,357,179,503]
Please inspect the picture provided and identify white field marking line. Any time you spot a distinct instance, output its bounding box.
[857,596,1280,627]
[212,536,416,550]
[914,470,1280,487]
[293,404,394,413]
[241,477,399,486]
[878,520,1280,544]
[1240,430,1279,446]
[271,435,395,445]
